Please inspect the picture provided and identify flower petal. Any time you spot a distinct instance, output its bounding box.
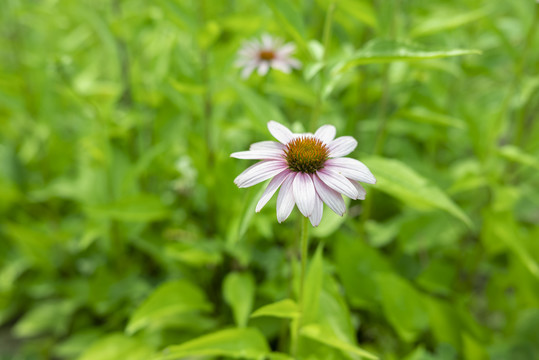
[270,59,292,73]
[350,180,366,200]
[268,121,294,144]
[314,124,336,144]
[261,34,274,48]
[234,160,288,188]
[257,61,270,76]
[328,136,358,157]
[316,168,359,199]
[241,63,257,79]
[313,174,346,216]
[276,173,296,223]
[249,140,282,151]
[230,149,283,160]
[309,194,323,227]
[325,158,376,184]
[256,170,291,212]
[293,172,316,217]
[277,42,296,56]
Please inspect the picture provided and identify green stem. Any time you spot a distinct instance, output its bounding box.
[298,215,310,307]
[291,216,310,357]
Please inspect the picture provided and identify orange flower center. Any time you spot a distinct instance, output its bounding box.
[258,50,276,61]
[284,136,329,174]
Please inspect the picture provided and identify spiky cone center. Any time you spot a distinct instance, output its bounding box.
[284,136,329,174]
[258,50,276,61]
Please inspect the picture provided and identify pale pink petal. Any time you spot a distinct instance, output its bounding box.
[316,168,359,199]
[268,121,294,144]
[312,174,345,216]
[276,174,296,223]
[293,172,316,217]
[309,194,323,227]
[241,63,258,79]
[350,181,366,200]
[314,124,336,144]
[261,34,273,48]
[250,141,285,152]
[270,59,292,73]
[287,58,302,69]
[234,160,288,188]
[256,170,291,212]
[230,150,283,160]
[328,136,357,157]
[258,61,270,76]
[276,43,296,56]
[325,158,376,184]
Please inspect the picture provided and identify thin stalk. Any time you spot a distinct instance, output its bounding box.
[291,215,310,357]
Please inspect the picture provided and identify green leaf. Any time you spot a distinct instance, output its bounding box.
[364,156,473,228]
[85,195,170,222]
[482,208,539,280]
[126,279,212,334]
[498,145,539,170]
[158,327,270,360]
[335,0,378,29]
[301,324,378,359]
[399,107,467,129]
[410,8,490,38]
[334,236,391,308]
[223,272,256,327]
[14,300,77,338]
[376,273,429,342]
[78,333,154,360]
[251,299,300,319]
[337,39,480,71]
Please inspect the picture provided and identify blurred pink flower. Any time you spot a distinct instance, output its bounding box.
[235,34,301,79]
[231,121,376,226]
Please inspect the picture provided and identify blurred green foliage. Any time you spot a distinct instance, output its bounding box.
[1,0,539,359]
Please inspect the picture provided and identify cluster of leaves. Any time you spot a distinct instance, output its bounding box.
[1,0,538,359]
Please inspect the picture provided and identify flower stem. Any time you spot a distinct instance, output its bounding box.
[292,215,310,357]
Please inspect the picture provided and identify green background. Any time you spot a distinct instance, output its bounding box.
[1,0,538,359]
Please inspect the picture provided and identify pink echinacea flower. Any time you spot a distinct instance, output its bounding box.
[235,34,301,79]
[231,121,376,227]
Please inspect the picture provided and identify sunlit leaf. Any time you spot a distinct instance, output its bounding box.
[301,324,378,359]
[78,333,154,360]
[410,8,491,38]
[251,299,300,319]
[158,327,270,360]
[337,39,480,72]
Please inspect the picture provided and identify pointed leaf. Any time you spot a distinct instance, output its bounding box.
[251,299,300,319]
[363,156,473,228]
[223,272,255,327]
[301,324,378,359]
[338,39,480,72]
[158,328,270,360]
[78,333,155,360]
